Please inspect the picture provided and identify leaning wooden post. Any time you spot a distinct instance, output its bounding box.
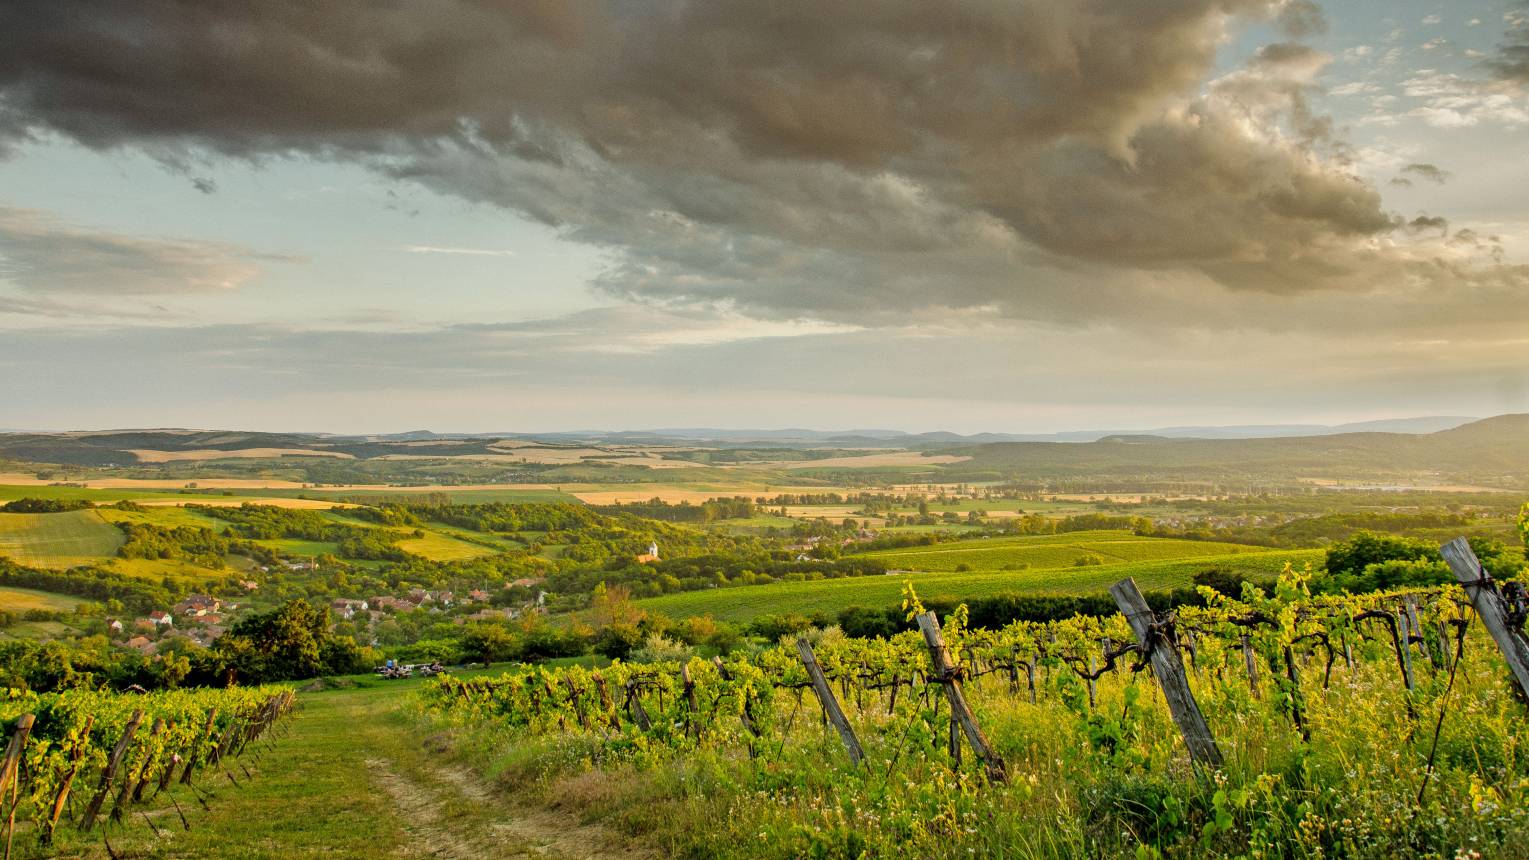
[1441,537,1529,704]
[0,715,34,799]
[1109,578,1223,768]
[915,611,1008,783]
[794,639,864,766]
[2,715,33,860]
[114,718,164,819]
[82,709,143,830]
[44,715,94,844]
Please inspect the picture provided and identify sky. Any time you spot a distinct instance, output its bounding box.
[2,0,1528,434]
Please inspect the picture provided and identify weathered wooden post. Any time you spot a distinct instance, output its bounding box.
[180,709,218,785]
[1,713,35,860]
[713,657,759,737]
[1395,608,1415,692]
[44,715,94,843]
[795,638,864,766]
[83,710,143,830]
[563,677,590,731]
[915,612,1007,783]
[1441,537,1529,704]
[115,718,164,819]
[0,715,33,798]
[1240,635,1260,698]
[1109,578,1223,767]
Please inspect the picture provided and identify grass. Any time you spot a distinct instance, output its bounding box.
[31,662,629,860]
[0,509,125,568]
[637,547,1324,622]
[0,585,97,613]
[0,484,203,504]
[396,530,502,561]
[861,531,1262,572]
[103,556,231,585]
[256,538,342,558]
[95,505,229,531]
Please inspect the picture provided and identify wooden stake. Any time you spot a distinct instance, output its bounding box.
[1109,578,1223,768]
[795,639,864,766]
[1441,537,1529,704]
[915,612,1007,783]
[82,710,143,831]
[1240,635,1260,698]
[44,714,94,844]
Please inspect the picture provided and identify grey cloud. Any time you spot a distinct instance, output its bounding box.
[1275,0,1328,38]
[0,207,290,294]
[0,1,1515,325]
[1488,5,1529,82]
[1401,162,1451,183]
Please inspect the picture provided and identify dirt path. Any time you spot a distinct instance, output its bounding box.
[366,755,647,860]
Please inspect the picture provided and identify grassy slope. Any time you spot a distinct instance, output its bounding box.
[0,509,125,568]
[638,547,1324,622]
[0,584,97,613]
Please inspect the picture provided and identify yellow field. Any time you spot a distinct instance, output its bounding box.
[0,510,125,568]
[0,585,96,613]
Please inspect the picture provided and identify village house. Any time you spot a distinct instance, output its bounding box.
[148,610,174,627]
[125,635,156,655]
[467,589,491,603]
[330,598,369,619]
[173,594,221,617]
[106,619,124,634]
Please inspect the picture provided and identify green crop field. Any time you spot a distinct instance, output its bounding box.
[0,484,204,504]
[638,547,1324,622]
[395,530,500,561]
[0,585,97,613]
[859,531,1261,571]
[0,509,125,568]
[95,505,229,531]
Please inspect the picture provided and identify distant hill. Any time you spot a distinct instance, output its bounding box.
[941,415,1529,488]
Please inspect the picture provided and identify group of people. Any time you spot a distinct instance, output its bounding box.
[375,660,445,679]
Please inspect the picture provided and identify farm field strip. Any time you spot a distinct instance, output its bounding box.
[0,584,98,613]
[0,509,125,568]
[637,548,1324,623]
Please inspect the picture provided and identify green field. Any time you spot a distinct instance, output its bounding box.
[861,531,1262,571]
[0,484,207,504]
[0,585,97,613]
[395,530,501,561]
[0,509,125,568]
[638,546,1324,622]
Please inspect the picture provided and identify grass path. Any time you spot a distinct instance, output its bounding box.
[37,678,645,860]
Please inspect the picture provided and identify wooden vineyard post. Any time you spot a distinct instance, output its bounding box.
[0,715,33,799]
[1240,635,1260,698]
[623,679,653,732]
[1395,608,1415,692]
[1109,578,1224,768]
[180,709,218,785]
[1441,537,1529,704]
[44,714,94,844]
[680,663,699,739]
[794,639,864,766]
[915,612,1007,783]
[82,709,143,830]
[2,713,35,860]
[114,718,164,820]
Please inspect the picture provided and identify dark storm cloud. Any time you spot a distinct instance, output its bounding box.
[0,0,1512,322]
[0,207,289,294]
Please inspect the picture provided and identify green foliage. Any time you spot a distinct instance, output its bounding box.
[213,600,370,684]
[0,497,93,513]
